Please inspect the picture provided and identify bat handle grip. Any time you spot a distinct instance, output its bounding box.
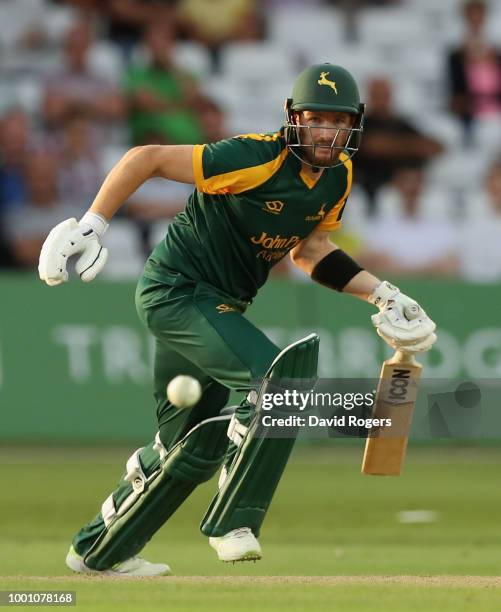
[394,305,422,364]
[393,350,417,365]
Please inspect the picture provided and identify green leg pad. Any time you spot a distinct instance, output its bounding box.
[200,333,319,538]
[84,415,230,571]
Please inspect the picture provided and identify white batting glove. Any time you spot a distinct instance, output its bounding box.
[38,212,109,286]
[368,281,437,353]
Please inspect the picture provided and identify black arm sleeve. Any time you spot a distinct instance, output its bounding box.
[311,249,364,292]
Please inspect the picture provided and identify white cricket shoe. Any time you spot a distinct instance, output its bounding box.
[209,527,262,562]
[65,546,171,577]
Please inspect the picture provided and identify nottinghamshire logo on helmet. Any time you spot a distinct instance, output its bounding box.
[317,71,338,94]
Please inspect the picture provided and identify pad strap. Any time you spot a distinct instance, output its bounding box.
[153,432,168,461]
[80,211,108,236]
[227,415,248,446]
[101,495,116,528]
[125,448,147,493]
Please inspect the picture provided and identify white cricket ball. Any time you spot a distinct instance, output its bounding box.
[167,375,202,409]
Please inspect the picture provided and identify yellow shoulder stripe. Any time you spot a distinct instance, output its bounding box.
[234,132,281,141]
[316,153,353,231]
[316,212,342,232]
[192,144,206,191]
[192,144,288,195]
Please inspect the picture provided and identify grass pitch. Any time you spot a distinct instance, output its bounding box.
[1,444,501,610]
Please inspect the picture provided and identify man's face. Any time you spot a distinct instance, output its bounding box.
[368,78,393,115]
[146,23,174,64]
[464,1,486,32]
[295,110,356,166]
[64,22,92,70]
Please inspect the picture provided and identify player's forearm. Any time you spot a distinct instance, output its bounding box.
[88,146,167,220]
[292,233,381,300]
[290,237,335,275]
[342,269,381,301]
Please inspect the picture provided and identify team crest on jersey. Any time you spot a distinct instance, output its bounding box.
[263,200,285,215]
[305,203,327,221]
[216,304,235,313]
[317,72,338,94]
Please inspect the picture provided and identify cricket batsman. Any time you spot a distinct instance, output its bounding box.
[38,63,437,576]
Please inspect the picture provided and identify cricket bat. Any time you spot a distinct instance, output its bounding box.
[362,350,422,476]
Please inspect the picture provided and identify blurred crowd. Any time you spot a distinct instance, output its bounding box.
[0,0,500,282]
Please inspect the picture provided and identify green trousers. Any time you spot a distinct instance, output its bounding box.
[73,274,280,555]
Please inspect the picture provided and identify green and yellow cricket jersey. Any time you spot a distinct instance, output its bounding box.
[144,130,352,302]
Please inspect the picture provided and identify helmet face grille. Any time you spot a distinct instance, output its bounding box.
[284,103,365,169]
[285,63,364,168]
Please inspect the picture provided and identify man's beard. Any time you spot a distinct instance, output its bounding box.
[303,144,341,167]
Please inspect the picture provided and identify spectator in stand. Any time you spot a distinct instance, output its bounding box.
[177,0,263,71]
[0,0,56,52]
[55,111,104,205]
[123,20,205,145]
[335,0,402,39]
[447,0,501,143]
[198,97,227,142]
[3,151,82,269]
[357,166,458,278]
[0,108,37,268]
[0,108,31,210]
[355,77,444,213]
[459,158,501,281]
[51,1,179,60]
[43,18,124,129]
[106,0,179,60]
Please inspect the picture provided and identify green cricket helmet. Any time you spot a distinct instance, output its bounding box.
[284,63,365,168]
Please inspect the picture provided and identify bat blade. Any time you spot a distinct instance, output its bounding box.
[362,350,422,476]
